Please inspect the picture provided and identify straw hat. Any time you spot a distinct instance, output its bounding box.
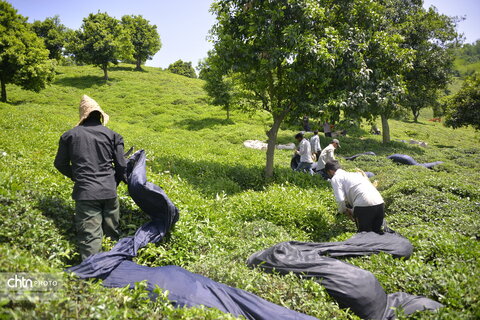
[77,95,110,126]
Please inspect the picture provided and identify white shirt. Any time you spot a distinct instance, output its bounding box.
[298,138,313,163]
[330,169,384,213]
[310,135,321,153]
[317,143,335,170]
[323,122,331,133]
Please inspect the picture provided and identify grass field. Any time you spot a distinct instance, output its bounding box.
[0,64,479,319]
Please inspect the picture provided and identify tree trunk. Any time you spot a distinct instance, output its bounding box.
[103,64,109,80]
[226,104,230,120]
[0,77,6,103]
[136,57,142,71]
[265,113,285,179]
[412,109,419,122]
[381,114,391,144]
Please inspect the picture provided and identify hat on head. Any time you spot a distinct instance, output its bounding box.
[77,95,109,126]
[332,138,341,147]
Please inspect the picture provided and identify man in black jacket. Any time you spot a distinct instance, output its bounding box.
[54,95,127,260]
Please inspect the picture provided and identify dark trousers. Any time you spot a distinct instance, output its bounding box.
[353,203,384,234]
[75,198,120,260]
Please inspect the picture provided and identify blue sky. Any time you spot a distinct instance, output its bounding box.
[9,0,480,69]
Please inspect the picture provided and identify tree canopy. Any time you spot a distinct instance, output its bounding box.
[198,53,236,119]
[210,0,419,176]
[68,12,133,80]
[167,60,196,78]
[121,15,161,70]
[31,15,70,61]
[400,3,459,122]
[445,73,480,130]
[0,0,55,102]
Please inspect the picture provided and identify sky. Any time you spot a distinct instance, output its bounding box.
[8,0,480,69]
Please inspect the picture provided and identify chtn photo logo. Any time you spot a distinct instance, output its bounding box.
[1,272,62,299]
[7,274,35,289]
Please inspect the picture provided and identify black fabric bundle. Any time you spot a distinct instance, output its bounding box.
[387,154,443,168]
[247,231,442,319]
[344,151,377,161]
[264,230,414,259]
[68,150,317,320]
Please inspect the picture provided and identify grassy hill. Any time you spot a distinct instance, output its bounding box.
[0,64,479,319]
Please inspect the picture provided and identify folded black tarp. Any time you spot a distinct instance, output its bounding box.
[263,230,413,259]
[387,154,443,169]
[344,152,377,161]
[247,232,442,319]
[68,150,317,320]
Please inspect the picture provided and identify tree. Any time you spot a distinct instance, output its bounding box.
[167,60,196,78]
[339,0,448,142]
[198,53,235,119]
[401,5,459,122]
[31,15,70,61]
[210,0,351,178]
[445,73,480,130]
[121,15,161,70]
[68,12,133,80]
[0,1,55,102]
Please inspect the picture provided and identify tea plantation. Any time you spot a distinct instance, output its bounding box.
[0,65,479,319]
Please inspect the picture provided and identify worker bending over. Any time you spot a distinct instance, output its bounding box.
[325,160,384,234]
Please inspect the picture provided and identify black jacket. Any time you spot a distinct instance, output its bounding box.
[54,119,127,200]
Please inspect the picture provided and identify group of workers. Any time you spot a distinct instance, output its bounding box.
[54,96,384,261]
[294,131,340,176]
[294,131,385,234]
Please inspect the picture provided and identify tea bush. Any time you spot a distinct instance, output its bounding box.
[0,64,479,319]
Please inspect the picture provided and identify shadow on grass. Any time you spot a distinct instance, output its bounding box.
[175,117,234,131]
[336,136,426,157]
[55,76,118,89]
[7,99,28,106]
[434,144,455,149]
[35,196,81,264]
[151,154,329,198]
[110,65,148,72]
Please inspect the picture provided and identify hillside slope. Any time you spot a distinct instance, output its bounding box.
[0,64,479,319]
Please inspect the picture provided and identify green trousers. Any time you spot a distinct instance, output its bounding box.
[74,198,120,261]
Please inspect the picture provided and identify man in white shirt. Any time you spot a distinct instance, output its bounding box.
[309,130,321,160]
[294,132,314,175]
[317,139,340,173]
[325,160,384,234]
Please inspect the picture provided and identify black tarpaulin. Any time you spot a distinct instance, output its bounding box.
[387,154,444,169]
[344,152,377,161]
[247,232,442,319]
[264,231,414,259]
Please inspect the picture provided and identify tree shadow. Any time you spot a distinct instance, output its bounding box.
[402,120,429,125]
[150,154,328,198]
[434,144,455,149]
[336,136,426,157]
[55,76,117,89]
[110,65,148,72]
[7,99,28,106]
[175,117,234,131]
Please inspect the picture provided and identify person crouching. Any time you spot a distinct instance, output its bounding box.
[325,160,384,234]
